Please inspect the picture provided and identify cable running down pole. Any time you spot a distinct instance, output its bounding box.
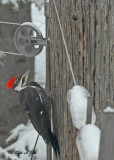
[52,0,77,86]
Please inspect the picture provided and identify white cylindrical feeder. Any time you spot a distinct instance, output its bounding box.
[76,124,100,160]
[67,85,96,129]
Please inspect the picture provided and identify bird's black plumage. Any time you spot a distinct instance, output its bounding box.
[19,82,60,156]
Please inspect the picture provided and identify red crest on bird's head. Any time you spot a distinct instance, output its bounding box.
[6,76,17,89]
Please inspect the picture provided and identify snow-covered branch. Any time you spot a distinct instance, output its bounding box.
[1,0,44,10]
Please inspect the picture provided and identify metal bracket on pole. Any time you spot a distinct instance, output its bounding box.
[30,38,47,46]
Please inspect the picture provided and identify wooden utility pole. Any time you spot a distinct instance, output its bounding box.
[46,0,114,159]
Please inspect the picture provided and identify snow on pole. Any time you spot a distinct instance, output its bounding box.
[67,85,96,129]
[76,124,100,160]
[103,106,114,112]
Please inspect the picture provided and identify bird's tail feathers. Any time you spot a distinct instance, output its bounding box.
[48,128,60,156]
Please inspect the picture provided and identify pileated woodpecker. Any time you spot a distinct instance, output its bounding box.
[6,69,60,156]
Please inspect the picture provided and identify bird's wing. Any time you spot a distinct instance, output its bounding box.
[26,82,51,116]
[34,86,51,118]
[19,87,50,143]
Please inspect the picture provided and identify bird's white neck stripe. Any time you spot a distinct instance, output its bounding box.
[17,85,37,91]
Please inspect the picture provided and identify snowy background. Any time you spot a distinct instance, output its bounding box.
[1,0,44,10]
[31,3,46,87]
[0,1,46,160]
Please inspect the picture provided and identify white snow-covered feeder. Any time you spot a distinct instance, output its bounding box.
[67,85,96,129]
[14,22,46,57]
[76,124,100,160]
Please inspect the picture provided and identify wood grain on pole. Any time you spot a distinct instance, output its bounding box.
[46,0,114,159]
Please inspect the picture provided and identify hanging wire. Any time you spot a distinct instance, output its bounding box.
[0,51,24,56]
[0,21,23,56]
[0,21,21,26]
[52,0,77,86]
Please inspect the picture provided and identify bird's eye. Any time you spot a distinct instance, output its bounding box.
[14,77,21,84]
[15,79,19,83]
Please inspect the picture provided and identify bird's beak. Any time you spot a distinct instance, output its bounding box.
[21,68,31,84]
[23,68,30,78]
